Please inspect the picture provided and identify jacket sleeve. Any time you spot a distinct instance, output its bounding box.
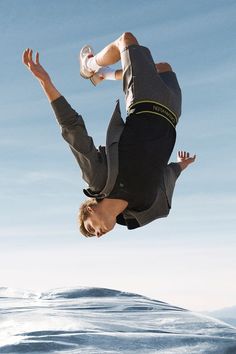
[163,162,182,207]
[51,96,107,191]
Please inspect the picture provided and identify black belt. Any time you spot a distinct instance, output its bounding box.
[128,100,178,128]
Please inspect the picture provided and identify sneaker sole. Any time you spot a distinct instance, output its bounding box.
[79,45,94,79]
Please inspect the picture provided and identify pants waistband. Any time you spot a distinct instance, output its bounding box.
[128,100,178,128]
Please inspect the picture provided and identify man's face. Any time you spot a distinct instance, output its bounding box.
[84,206,116,238]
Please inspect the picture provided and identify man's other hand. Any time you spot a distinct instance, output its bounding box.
[22,49,50,83]
[177,151,196,171]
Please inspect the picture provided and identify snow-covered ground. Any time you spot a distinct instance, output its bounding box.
[206,306,236,328]
[0,286,236,354]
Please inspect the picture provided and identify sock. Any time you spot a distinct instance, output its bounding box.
[98,67,116,80]
[87,56,102,72]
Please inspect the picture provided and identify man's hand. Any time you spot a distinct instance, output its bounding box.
[22,48,51,83]
[22,48,61,102]
[177,151,196,171]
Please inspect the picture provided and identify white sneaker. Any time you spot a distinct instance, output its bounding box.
[79,45,95,79]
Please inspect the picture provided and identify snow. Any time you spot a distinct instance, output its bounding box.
[0,286,236,353]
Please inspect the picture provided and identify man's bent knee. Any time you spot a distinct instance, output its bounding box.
[116,32,139,51]
[156,62,173,73]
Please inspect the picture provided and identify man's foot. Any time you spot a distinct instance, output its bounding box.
[90,71,104,86]
[79,45,95,79]
[90,66,116,86]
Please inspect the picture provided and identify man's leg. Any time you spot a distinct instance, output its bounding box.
[156,62,172,73]
[82,33,174,93]
[83,32,139,75]
[94,32,139,67]
[93,37,173,82]
[113,62,173,80]
[81,32,139,85]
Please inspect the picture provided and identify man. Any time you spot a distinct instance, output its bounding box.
[23,32,196,238]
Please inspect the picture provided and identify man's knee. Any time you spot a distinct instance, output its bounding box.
[156,62,173,73]
[116,32,139,50]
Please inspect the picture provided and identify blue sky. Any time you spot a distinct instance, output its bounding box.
[0,0,235,311]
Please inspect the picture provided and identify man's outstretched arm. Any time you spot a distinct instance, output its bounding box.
[22,48,61,102]
[22,48,107,191]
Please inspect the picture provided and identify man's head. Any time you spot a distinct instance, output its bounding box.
[78,198,116,238]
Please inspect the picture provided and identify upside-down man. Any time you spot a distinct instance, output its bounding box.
[23,32,196,238]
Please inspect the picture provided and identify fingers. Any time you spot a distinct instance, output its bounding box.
[36,52,39,64]
[178,150,187,158]
[178,151,187,158]
[178,150,196,160]
[22,48,39,67]
[22,48,30,66]
[22,48,32,67]
[28,49,34,66]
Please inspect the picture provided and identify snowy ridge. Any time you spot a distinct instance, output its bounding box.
[0,286,236,353]
[206,306,236,328]
[40,287,185,310]
[40,287,153,299]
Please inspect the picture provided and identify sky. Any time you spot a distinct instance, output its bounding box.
[0,0,236,312]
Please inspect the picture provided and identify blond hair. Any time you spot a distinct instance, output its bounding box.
[78,198,98,237]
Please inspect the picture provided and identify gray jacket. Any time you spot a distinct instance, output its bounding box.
[51,96,182,230]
